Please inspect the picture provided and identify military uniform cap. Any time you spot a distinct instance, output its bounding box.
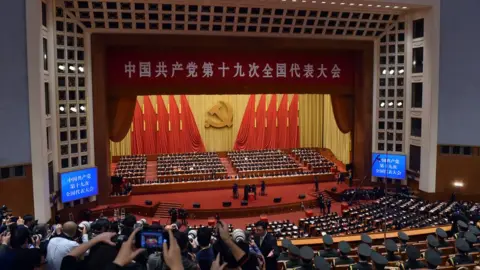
[314,256,331,270]
[385,239,398,252]
[427,235,439,247]
[371,251,388,266]
[436,228,448,239]
[425,249,441,267]
[398,231,409,242]
[323,234,334,246]
[288,244,301,256]
[465,231,476,244]
[282,238,292,248]
[468,225,480,236]
[300,246,315,260]
[338,241,351,254]
[358,243,372,257]
[406,245,421,260]
[361,233,372,244]
[455,238,470,253]
[458,220,468,231]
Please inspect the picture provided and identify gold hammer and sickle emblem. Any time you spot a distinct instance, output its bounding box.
[205,101,233,128]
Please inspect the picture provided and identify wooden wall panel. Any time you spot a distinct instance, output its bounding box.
[0,165,34,216]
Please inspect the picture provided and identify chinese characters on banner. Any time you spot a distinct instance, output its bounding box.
[60,167,98,203]
[371,153,406,180]
[106,50,355,88]
[123,61,342,80]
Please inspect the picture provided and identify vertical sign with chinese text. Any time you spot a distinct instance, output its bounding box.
[371,153,406,180]
[60,167,99,203]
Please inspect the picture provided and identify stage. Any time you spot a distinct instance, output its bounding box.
[91,181,351,219]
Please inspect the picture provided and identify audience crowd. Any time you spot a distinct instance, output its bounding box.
[157,152,226,177]
[113,155,147,181]
[292,149,335,174]
[228,150,300,174]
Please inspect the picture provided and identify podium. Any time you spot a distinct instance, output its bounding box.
[305,209,314,218]
[260,214,268,223]
[248,192,255,201]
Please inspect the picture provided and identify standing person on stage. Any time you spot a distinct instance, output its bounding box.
[243,184,249,201]
[319,198,326,215]
[261,181,266,196]
[348,169,353,187]
[314,176,319,192]
[169,208,178,224]
[252,184,257,200]
[326,200,331,214]
[233,183,238,199]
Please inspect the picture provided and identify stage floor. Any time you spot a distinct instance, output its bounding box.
[98,181,350,210]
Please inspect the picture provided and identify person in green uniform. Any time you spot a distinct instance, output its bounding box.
[297,246,315,270]
[448,238,474,266]
[425,249,442,269]
[421,235,442,258]
[398,245,425,270]
[436,228,450,248]
[397,231,409,252]
[361,233,372,247]
[454,220,468,239]
[314,256,331,270]
[349,243,372,270]
[319,234,339,258]
[334,241,354,267]
[286,244,302,268]
[370,251,388,270]
[464,231,479,252]
[384,239,401,262]
[278,239,292,261]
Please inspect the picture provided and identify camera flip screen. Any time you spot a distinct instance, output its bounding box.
[140,231,164,249]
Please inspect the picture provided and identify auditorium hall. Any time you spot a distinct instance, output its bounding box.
[1,0,480,269]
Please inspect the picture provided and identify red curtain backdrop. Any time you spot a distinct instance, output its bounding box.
[156,96,170,153]
[233,95,256,150]
[143,97,157,154]
[109,97,136,142]
[168,95,182,153]
[255,94,266,148]
[277,94,289,149]
[131,100,144,154]
[288,94,300,148]
[264,94,277,149]
[330,95,354,133]
[180,95,206,152]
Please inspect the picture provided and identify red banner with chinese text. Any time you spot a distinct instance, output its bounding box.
[106,49,355,89]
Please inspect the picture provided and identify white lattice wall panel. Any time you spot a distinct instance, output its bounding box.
[60,0,414,39]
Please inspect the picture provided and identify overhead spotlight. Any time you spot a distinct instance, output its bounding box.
[80,105,86,112]
[394,6,399,9]
[402,6,408,9]
[340,2,345,5]
[380,102,385,108]
[453,182,464,187]
[69,65,76,71]
[302,0,306,2]
[382,69,387,75]
[312,0,316,3]
[413,60,416,66]
[389,69,395,75]
[321,1,326,3]
[78,66,84,73]
[331,1,336,4]
[44,54,47,59]
[59,106,65,112]
[376,5,382,7]
[368,4,373,7]
[385,5,390,8]
[58,65,65,71]
[397,101,403,107]
[398,69,404,74]
[358,3,363,6]
[349,3,355,6]
[388,102,394,107]
[70,106,77,113]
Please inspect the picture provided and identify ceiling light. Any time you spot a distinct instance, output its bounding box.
[292,0,297,2]
[312,0,316,2]
[453,182,464,187]
[382,69,387,75]
[368,4,373,7]
[413,60,416,65]
[376,4,382,7]
[58,65,65,70]
[331,1,336,4]
[388,102,394,107]
[402,6,408,9]
[80,105,86,112]
[385,5,390,8]
[389,69,394,75]
[349,3,355,6]
[358,3,363,6]
[397,102,403,107]
[78,66,84,73]
[380,102,385,108]
[69,65,76,71]
[394,6,399,9]
[398,69,404,74]
[70,106,77,112]
[44,54,47,59]
[302,0,306,2]
[340,2,345,5]
[321,1,326,3]
[59,106,65,112]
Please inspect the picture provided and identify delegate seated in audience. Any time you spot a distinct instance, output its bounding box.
[385,239,401,261]
[349,243,372,270]
[334,241,355,266]
[319,234,338,258]
[297,246,315,270]
[398,245,425,270]
[370,251,388,270]
[448,238,474,266]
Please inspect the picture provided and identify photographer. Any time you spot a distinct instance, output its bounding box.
[195,227,214,270]
[46,221,88,270]
[8,224,42,270]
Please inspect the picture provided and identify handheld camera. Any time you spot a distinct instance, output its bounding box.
[135,228,168,249]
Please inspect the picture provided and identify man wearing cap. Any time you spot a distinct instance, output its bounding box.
[314,256,331,270]
[454,220,468,239]
[334,241,354,266]
[278,239,292,261]
[425,249,442,269]
[398,245,425,270]
[361,233,372,247]
[422,235,442,258]
[371,251,388,270]
[385,239,401,262]
[448,238,474,266]
[320,234,339,258]
[464,231,479,252]
[435,228,450,248]
[297,246,315,270]
[349,243,372,270]
[285,244,302,268]
[397,231,409,252]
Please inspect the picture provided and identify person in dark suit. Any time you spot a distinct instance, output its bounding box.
[326,200,331,214]
[243,184,249,201]
[254,221,279,270]
[348,170,353,187]
[319,199,326,215]
[334,241,355,266]
[252,184,257,200]
[233,183,238,199]
[261,181,266,196]
[314,176,319,192]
